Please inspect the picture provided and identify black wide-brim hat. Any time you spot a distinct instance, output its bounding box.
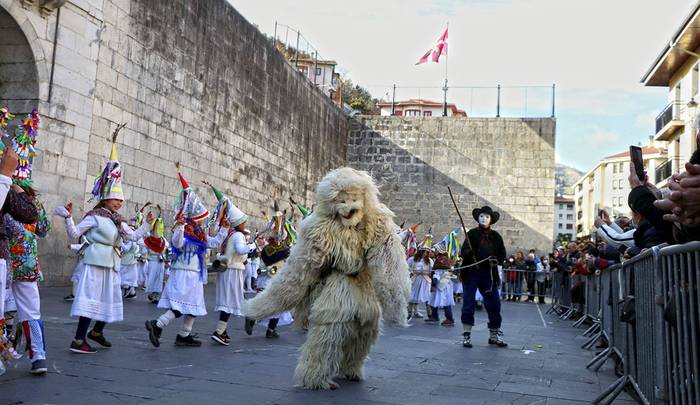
[472,206,500,225]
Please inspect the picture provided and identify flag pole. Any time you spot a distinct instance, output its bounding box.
[442,22,449,117]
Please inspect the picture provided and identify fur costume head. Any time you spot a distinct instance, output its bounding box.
[314,167,392,231]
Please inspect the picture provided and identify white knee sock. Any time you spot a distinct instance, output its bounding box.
[215,320,227,334]
[156,310,176,328]
[178,315,195,337]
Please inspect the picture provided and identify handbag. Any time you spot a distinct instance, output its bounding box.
[620,296,635,325]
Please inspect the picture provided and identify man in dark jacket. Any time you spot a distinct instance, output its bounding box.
[460,206,507,348]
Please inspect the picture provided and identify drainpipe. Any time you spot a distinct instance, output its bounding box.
[48,7,61,103]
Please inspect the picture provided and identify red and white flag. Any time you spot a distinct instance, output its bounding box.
[416,27,448,65]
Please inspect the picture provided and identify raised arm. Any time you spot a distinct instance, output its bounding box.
[244,220,327,321]
[120,221,152,242]
[64,215,98,239]
[207,226,229,249]
[4,189,38,224]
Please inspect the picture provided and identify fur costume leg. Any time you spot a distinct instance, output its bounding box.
[338,317,379,381]
[294,321,353,389]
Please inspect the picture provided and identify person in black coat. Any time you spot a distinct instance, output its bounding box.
[459,206,507,348]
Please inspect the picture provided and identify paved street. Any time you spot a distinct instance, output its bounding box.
[2,287,635,404]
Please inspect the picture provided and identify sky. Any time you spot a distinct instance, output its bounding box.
[231,0,695,172]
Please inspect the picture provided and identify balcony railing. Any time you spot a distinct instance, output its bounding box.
[655,158,673,183]
[655,100,682,134]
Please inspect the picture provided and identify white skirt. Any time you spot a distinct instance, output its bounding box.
[4,280,16,312]
[145,260,166,293]
[71,263,123,323]
[409,276,431,304]
[215,268,245,315]
[119,263,139,287]
[430,282,455,308]
[137,260,148,285]
[70,262,84,284]
[158,268,207,316]
[246,261,258,279]
[12,281,40,321]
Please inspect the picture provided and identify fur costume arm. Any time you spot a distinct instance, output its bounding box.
[367,230,411,327]
[243,220,327,320]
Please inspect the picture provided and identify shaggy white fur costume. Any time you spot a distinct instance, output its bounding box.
[244,167,410,390]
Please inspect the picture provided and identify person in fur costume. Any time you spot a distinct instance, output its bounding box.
[244,167,411,390]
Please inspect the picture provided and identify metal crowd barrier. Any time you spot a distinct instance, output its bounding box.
[552,241,700,404]
[547,270,573,316]
[499,268,551,302]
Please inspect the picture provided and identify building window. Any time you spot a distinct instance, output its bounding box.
[423,111,432,117]
[315,67,322,76]
[613,164,617,174]
[566,224,573,230]
[404,110,421,117]
[567,214,573,220]
[558,224,563,229]
[559,204,564,209]
[559,213,563,219]
[567,204,573,210]
[393,110,403,116]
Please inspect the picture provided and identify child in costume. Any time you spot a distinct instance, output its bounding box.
[425,245,456,326]
[1,109,46,374]
[203,181,248,346]
[244,230,257,293]
[407,248,432,319]
[55,125,153,354]
[119,233,140,300]
[145,164,228,348]
[144,207,168,303]
[244,208,293,338]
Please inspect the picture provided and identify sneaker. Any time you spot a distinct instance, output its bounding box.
[87,331,112,348]
[440,320,455,327]
[462,333,472,348]
[69,340,97,354]
[175,333,202,347]
[488,329,508,347]
[145,320,162,348]
[211,331,229,346]
[412,312,424,319]
[266,329,280,339]
[244,317,255,336]
[30,359,48,375]
[63,294,74,301]
[124,289,137,300]
[221,331,231,343]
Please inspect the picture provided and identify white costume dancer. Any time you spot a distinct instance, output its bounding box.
[144,215,169,304]
[407,250,433,318]
[119,239,140,298]
[55,131,153,354]
[146,164,227,348]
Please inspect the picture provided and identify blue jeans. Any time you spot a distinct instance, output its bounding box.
[461,269,502,329]
[430,305,454,322]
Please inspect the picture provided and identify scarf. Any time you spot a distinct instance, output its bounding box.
[144,236,166,254]
[85,207,128,240]
[171,221,208,282]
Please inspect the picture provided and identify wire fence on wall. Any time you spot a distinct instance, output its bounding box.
[366,84,556,118]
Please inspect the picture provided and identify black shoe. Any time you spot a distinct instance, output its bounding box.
[69,340,97,354]
[87,330,112,348]
[30,359,48,375]
[244,317,255,336]
[266,329,279,338]
[63,294,74,301]
[211,331,229,346]
[145,320,162,348]
[125,289,137,300]
[462,332,472,348]
[175,333,202,347]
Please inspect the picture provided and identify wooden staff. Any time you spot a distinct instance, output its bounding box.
[447,186,474,258]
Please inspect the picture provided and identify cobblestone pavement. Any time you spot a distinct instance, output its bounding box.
[1,287,635,404]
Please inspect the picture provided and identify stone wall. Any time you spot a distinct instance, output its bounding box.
[348,117,556,254]
[0,0,349,286]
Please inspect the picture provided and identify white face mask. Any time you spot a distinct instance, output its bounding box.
[478,213,491,227]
